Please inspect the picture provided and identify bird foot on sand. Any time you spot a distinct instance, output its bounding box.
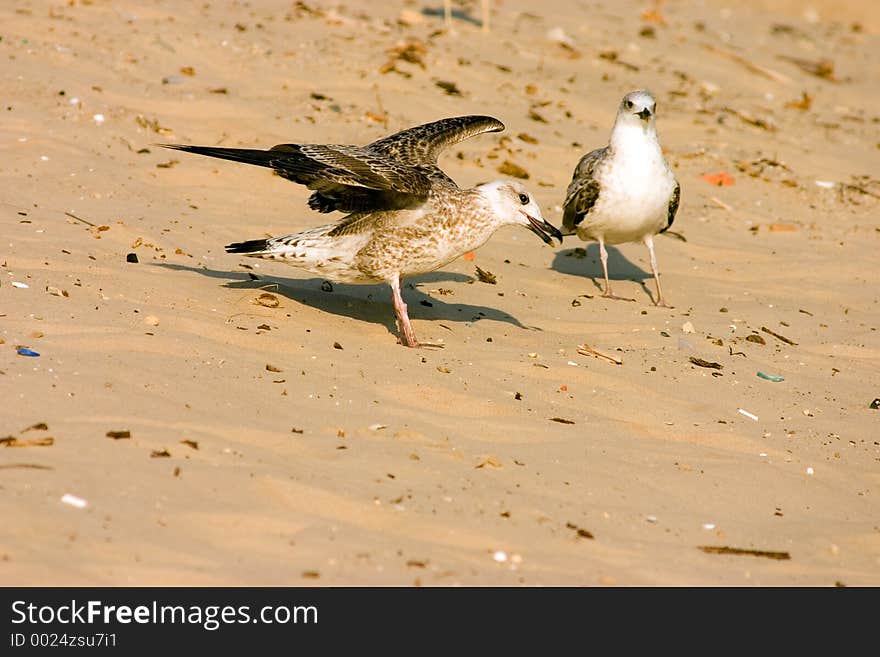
[601,291,636,302]
[397,336,445,349]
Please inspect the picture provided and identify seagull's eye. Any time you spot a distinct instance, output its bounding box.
[625,100,633,109]
[518,193,529,205]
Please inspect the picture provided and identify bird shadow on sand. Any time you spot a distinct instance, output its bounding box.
[551,244,654,300]
[155,263,538,339]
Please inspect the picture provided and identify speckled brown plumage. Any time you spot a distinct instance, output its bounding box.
[163,116,560,348]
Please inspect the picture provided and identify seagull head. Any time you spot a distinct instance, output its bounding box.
[618,89,657,125]
[478,181,563,246]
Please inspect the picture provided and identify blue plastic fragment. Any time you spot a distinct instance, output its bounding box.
[16,347,40,357]
[756,371,784,382]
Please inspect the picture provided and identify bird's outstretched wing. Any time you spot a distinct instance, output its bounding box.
[162,116,503,216]
[161,142,432,214]
[367,115,504,166]
[312,115,504,213]
[660,181,681,233]
[561,146,608,235]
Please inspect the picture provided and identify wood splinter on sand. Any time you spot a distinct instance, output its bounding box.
[577,343,622,365]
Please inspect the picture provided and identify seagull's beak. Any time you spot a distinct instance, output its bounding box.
[522,211,563,245]
[637,107,652,121]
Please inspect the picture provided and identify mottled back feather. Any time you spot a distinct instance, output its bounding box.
[661,182,681,233]
[561,146,608,235]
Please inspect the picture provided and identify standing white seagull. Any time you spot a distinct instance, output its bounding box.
[162,116,561,348]
[562,90,680,307]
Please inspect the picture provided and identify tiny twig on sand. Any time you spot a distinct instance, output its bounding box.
[761,326,798,345]
[698,545,791,560]
[577,343,622,365]
[710,196,733,211]
[703,44,792,84]
[64,211,97,227]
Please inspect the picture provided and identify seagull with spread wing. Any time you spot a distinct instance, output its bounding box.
[163,116,560,347]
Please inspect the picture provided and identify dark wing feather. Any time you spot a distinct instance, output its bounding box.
[162,116,502,215]
[660,181,681,233]
[308,115,503,213]
[367,115,505,166]
[161,143,431,214]
[561,147,608,235]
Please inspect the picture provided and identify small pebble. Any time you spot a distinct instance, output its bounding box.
[681,321,695,334]
[144,315,159,326]
[493,550,508,563]
[12,281,29,289]
[806,467,814,475]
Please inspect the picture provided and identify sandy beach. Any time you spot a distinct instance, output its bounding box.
[1,0,878,585]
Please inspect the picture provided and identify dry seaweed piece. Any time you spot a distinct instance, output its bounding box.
[180,440,199,450]
[435,80,462,96]
[265,364,283,373]
[777,55,838,82]
[689,356,723,369]
[497,160,529,179]
[549,417,575,424]
[22,422,48,432]
[150,449,171,458]
[566,522,594,539]
[785,91,812,110]
[254,293,280,308]
[527,109,548,123]
[474,266,497,284]
[698,545,790,560]
[106,430,131,439]
[598,50,639,71]
[135,115,174,135]
[379,38,427,75]
[722,107,777,132]
[475,455,503,469]
[1,436,54,447]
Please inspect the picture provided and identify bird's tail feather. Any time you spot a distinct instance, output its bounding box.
[160,144,290,169]
[225,238,272,255]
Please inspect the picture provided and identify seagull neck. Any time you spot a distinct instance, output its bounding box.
[609,119,660,157]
